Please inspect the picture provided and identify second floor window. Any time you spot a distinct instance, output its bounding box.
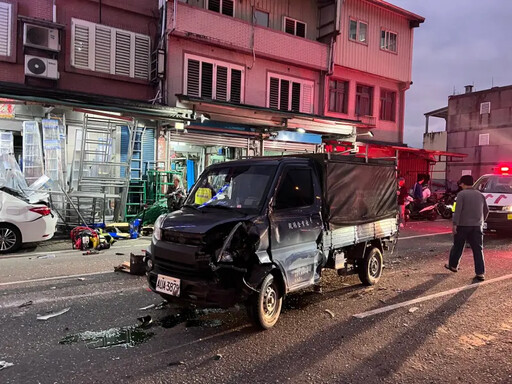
[71,19,150,80]
[207,0,234,17]
[380,30,397,53]
[0,2,12,57]
[185,54,243,103]
[328,80,349,114]
[379,89,396,121]
[349,19,367,44]
[268,74,313,114]
[355,84,373,116]
[284,17,306,38]
[254,10,269,27]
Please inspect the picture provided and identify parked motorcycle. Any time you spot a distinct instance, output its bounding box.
[435,191,457,219]
[405,197,438,221]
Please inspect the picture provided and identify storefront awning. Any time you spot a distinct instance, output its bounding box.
[176,95,359,140]
[0,81,196,122]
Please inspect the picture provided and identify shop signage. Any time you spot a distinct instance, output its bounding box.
[0,103,14,119]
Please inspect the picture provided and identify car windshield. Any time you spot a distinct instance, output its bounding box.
[474,175,512,194]
[185,164,277,213]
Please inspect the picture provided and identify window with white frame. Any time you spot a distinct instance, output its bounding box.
[184,54,244,103]
[349,18,367,44]
[71,19,150,80]
[207,0,234,17]
[254,9,269,27]
[284,17,306,38]
[267,73,314,114]
[0,2,12,57]
[380,29,397,52]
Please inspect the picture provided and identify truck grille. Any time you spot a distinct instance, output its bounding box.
[162,230,205,246]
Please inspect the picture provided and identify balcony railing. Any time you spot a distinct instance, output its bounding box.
[171,3,329,71]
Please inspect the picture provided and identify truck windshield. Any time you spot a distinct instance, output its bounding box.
[185,164,277,213]
[474,175,512,194]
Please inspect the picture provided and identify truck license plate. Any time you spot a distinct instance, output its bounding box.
[156,275,180,297]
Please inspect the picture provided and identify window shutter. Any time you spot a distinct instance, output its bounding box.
[291,82,301,112]
[73,22,91,69]
[216,66,228,101]
[201,62,213,99]
[208,0,221,13]
[115,31,132,77]
[300,84,313,114]
[280,80,290,111]
[285,18,295,35]
[296,22,306,38]
[95,26,112,73]
[230,69,241,103]
[134,35,150,79]
[0,3,11,57]
[269,77,279,109]
[222,0,234,16]
[186,59,200,97]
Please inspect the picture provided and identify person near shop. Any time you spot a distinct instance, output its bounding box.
[397,177,408,228]
[445,175,489,281]
[413,175,425,201]
[166,176,185,211]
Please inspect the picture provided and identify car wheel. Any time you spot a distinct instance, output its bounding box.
[358,247,383,286]
[0,224,22,254]
[248,274,283,330]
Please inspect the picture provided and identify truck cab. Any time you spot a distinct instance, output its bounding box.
[474,166,512,232]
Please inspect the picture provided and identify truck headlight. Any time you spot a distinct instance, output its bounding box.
[153,215,165,241]
[503,206,512,212]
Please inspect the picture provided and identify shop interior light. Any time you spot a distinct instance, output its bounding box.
[296,127,306,134]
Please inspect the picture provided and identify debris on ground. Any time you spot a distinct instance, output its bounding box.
[114,254,145,275]
[379,299,387,304]
[137,315,153,328]
[138,304,156,311]
[37,254,56,259]
[77,278,86,281]
[155,301,168,310]
[83,250,99,255]
[114,262,131,274]
[50,286,57,290]
[409,307,420,313]
[0,361,14,370]
[115,253,125,256]
[37,307,71,321]
[168,361,186,367]
[18,300,33,308]
[214,354,223,361]
[378,287,388,291]
[324,309,335,318]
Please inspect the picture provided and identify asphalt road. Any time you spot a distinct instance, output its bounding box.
[1,224,511,384]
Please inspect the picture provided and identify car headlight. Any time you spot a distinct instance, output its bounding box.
[153,215,166,241]
[502,206,512,212]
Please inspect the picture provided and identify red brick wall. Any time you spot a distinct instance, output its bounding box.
[0,0,159,101]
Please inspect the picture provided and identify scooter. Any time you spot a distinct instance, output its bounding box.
[435,191,457,219]
[405,197,438,221]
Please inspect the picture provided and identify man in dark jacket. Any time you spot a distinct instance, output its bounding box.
[445,175,489,281]
[397,177,408,228]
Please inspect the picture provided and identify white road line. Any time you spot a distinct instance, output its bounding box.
[399,231,452,240]
[0,286,142,309]
[0,243,149,259]
[0,271,113,287]
[353,273,512,319]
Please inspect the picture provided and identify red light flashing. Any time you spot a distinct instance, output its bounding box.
[29,206,52,216]
[500,166,510,173]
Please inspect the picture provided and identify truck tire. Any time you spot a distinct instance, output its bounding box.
[358,247,383,286]
[247,274,283,330]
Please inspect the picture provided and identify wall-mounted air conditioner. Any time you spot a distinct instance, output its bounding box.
[23,24,60,52]
[24,55,59,80]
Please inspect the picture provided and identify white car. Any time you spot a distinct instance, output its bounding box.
[0,188,58,253]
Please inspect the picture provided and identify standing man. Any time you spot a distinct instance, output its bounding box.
[445,175,489,281]
[413,175,425,201]
[397,177,408,229]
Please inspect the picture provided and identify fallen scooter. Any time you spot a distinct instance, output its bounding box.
[405,197,438,221]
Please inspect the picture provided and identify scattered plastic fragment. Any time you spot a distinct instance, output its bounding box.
[214,354,223,361]
[37,307,70,321]
[37,254,56,259]
[115,253,125,256]
[324,309,335,318]
[18,300,33,308]
[155,301,168,310]
[137,315,153,328]
[138,304,156,311]
[77,278,86,281]
[409,307,419,313]
[168,361,186,367]
[83,250,99,255]
[114,262,131,274]
[60,327,154,349]
[50,286,57,290]
[0,361,14,370]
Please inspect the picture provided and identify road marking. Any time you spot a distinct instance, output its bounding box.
[353,273,512,319]
[0,286,142,309]
[0,271,113,287]
[399,232,452,240]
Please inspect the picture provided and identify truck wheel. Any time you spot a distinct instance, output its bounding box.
[358,247,383,286]
[248,274,282,330]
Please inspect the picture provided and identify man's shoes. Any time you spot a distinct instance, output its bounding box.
[444,264,458,273]
[475,274,485,281]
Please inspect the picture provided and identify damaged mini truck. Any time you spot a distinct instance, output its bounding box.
[146,154,398,329]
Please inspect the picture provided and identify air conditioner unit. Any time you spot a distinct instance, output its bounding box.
[23,24,60,52]
[24,55,59,80]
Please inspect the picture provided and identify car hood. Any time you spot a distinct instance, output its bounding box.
[161,208,256,234]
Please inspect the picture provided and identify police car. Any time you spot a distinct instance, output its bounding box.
[473,166,512,232]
